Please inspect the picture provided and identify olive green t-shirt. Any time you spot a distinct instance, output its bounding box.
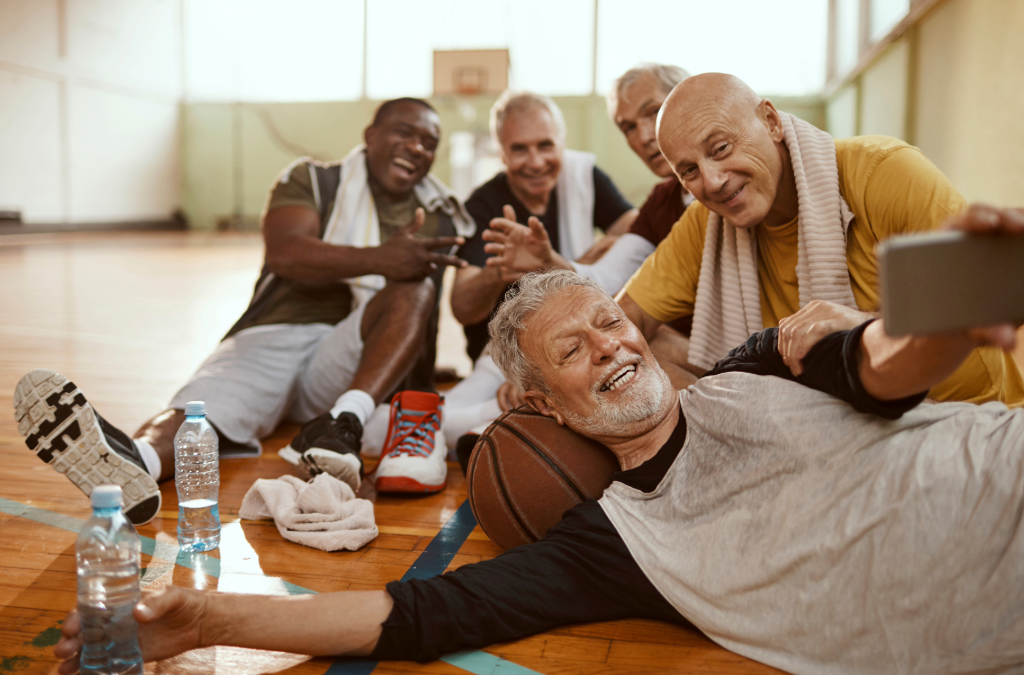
[238,159,447,331]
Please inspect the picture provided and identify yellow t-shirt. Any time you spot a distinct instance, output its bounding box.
[624,135,1024,407]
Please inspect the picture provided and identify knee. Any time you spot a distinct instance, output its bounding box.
[408,276,436,308]
[364,278,436,332]
[387,277,436,315]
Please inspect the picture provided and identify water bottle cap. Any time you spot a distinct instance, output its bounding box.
[91,485,122,509]
[184,401,207,416]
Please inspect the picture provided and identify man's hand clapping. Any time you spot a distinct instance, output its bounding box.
[375,207,466,281]
[482,205,573,274]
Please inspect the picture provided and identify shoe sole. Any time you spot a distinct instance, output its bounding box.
[302,448,361,492]
[14,369,161,525]
[375,475,447,493]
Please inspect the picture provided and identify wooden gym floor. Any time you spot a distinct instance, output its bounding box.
[2,232,1021,675]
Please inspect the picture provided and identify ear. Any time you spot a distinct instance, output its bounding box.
[523,391,565,425]
[760,100,784,143]
[364,124,377,148]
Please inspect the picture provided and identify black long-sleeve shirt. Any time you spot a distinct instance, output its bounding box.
[372,322,927,662]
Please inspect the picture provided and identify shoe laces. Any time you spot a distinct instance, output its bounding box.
[382,399,440,460]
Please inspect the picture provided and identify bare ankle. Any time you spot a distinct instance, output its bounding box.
[134,408,185,482]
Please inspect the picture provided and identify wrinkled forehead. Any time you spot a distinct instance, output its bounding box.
[501,105,560,143]
[618,73,670,114]
[658,94,758,157]
[520,287,615,354]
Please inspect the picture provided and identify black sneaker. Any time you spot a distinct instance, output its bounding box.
[281,412,364,491]
[455,432,481,477]
[14,369,162,525]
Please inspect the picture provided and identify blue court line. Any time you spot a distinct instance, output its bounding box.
[400,499,480,581]
[324,500,541,675]
[0,496,313,594]
[1,496,541,675]
[441,650,540,674]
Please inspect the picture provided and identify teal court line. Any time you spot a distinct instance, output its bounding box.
[0,496,542,675]
[0,496,311,594]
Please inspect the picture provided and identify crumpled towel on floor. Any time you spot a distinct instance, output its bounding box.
[240,473,378,551]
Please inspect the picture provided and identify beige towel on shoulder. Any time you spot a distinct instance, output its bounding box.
[240,473,378,552]
[687,113,858,371]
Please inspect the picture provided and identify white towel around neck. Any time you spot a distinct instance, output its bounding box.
[555,149,597,261]
[687,113,858,371]
[310,146,475,308]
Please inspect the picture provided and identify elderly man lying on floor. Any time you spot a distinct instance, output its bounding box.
[55,208,1024,675]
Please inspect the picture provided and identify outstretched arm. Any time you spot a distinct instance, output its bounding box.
[55,504,681,670]
[779,203,1024,388]
[778,303,1017,401]
[55,586,392,672]
[857,321,1017,401]
[712,317,1016,418]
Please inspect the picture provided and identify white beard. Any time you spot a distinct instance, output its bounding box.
[559,357,673,439]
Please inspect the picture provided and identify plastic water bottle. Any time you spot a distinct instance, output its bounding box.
[174,400,220,552]
[76,485,144,675]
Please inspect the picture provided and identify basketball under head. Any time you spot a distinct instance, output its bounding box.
[467,406,619,550]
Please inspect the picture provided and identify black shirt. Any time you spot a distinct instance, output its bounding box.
[372,322,928,662]
[375,416,691,663]
[457,168,633,361]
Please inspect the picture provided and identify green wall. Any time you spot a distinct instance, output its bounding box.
[181,94,825,231]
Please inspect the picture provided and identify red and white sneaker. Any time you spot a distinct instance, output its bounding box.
[374,391,447,493]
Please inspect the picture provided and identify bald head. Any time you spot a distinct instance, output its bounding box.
[662,73,760,124]
[655,73,792,229]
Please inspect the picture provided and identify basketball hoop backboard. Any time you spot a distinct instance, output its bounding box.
[433,49,509,96]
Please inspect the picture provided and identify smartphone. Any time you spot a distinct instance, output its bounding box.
[878,230,1024,336]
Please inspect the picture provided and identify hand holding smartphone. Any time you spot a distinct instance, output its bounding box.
[878,206,1024,337]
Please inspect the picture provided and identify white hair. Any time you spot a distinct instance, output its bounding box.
[606,63,690,120]
[488,270,606,392]
[490,90,567,144]
[488,269,673,436]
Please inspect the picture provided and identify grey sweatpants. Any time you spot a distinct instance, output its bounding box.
[169,303,367,453]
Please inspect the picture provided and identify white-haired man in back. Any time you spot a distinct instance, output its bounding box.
[444,90,637,448]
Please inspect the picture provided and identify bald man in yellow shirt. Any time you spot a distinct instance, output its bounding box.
[620,73,1023,406]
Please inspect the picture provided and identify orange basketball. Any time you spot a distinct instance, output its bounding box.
[467,406,619,550]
